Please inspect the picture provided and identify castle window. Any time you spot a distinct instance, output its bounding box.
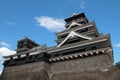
[54,54,58,57]
[80,28,88,33]
[91,45,96,50]
[61,34,67,38]
[79,48,85,52]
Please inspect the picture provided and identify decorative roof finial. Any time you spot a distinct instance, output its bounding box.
[23,36,28,39]
[71,12,77,17]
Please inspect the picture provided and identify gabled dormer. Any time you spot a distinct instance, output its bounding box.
[57,31,93,47]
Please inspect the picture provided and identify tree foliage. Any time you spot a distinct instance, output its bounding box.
[115,61,120,69]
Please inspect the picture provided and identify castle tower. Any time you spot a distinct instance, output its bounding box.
[0,12,120,80]
[1,37,49,80]
[48,13,119,80]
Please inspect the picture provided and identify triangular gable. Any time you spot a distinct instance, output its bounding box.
[67,21,82,30]
[57,31,93,47]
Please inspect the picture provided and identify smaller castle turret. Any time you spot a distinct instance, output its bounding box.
[16,37,39,53]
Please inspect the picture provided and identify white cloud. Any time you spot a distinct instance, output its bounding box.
[0,42,10,47]
[80,0,86,9]
[0,43,16,75]
[0,70,2,75]
[35,16,65,32]
[115,43,120,47]
[0,47,16,63]
[5,22,16,25]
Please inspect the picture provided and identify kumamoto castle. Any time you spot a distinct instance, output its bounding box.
[0,12,120,80]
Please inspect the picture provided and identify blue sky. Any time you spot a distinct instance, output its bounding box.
[0,0,120,73]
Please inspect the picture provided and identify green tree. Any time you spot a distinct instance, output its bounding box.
[115,61,120,69]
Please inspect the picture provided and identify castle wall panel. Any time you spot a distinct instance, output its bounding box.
[50,67,120,80]
[0,62,49,80]
[50,54,112,75]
